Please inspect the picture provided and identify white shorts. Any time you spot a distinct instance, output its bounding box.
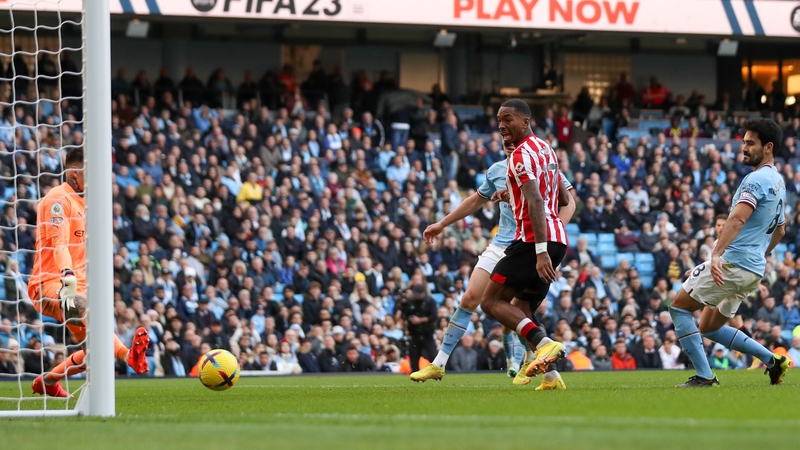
[475,243,507,274]
[682,259,761,318]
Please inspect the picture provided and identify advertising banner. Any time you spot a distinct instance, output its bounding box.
[3,0,800,38]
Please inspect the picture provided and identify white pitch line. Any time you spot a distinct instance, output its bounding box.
[265,412,800,429]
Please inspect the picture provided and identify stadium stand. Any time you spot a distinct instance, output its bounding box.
[1,59,800,377]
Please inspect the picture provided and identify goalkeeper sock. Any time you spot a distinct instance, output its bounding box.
[45,351,86,384]
[702,326,775,367]
[432,306,473,368]
[669,306,714,380]
[114,334,130,361]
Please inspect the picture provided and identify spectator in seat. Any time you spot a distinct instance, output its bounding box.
[611,339,636,370]
[296,338,320,373]
[614,224,640,253]
[709,344,735,371]
[755,297,783,328]
[339,345,374,372]
[642,76,668,108]
[477,339,506,371]
[658,337,685,370]
[590,344,612,371]
[634,334,663,369]
[448,334,478,373]
[779,294,800,341]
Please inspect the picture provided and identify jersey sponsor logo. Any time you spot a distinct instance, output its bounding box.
[74,230,85,238]
[50,217,63,224]
[50,202,64,216]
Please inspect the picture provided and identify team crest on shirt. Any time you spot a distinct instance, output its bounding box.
[515,162,524,173]
[50,203,64,216]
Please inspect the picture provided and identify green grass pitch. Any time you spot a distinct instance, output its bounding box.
[1,370,799,450]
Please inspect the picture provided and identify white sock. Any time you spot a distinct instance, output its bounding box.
[432,352,449,369]
[543,371,560,383]
[536,337,554,350]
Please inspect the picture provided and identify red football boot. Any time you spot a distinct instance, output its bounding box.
[31,375,70,398]
[127,327,151,375]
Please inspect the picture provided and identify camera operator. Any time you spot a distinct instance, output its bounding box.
[398,284,437,372]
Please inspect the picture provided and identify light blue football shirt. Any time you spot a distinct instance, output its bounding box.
[477,160,572,249]
[724,165,786,276]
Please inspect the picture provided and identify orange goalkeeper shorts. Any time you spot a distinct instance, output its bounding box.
[28,281,87,343]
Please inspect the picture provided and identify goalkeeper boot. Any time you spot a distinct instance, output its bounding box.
[128,327,151,375]
[31,375,69,398]
[765,355,790,385]
[513,361,533,386]
[410,364,444,382]
[525,342,566,377]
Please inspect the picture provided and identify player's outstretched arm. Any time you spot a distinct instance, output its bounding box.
[710,202,754,286]
[521,181,557,283]
[423,193,488,244]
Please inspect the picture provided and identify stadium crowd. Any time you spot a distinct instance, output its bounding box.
[2,61,800,379]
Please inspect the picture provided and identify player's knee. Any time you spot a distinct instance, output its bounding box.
[64,294,86,322]
[460,290,479,311]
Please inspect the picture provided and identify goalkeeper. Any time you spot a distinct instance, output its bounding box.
[28,148,150,398]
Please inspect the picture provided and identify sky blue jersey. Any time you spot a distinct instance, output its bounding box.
[477,160,571,249]
[724,165,786,276]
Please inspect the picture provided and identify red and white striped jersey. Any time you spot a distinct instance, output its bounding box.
[505,134,568,245]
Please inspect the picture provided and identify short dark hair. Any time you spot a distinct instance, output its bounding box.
[500,99,532,119]
[65,147,83,167]
[743,118,782,151]
[714,214,727,224]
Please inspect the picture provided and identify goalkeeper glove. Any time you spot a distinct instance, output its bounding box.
[60,269,77,311]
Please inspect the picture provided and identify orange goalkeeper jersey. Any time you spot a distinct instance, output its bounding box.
[30,182,86,291]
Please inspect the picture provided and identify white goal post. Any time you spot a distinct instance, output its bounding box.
[0,0,114,417]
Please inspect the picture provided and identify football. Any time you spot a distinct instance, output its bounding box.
[199,350,240,391]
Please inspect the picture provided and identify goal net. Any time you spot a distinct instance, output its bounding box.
[0,0,114,417]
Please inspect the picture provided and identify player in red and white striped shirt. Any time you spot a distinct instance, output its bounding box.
[480,99,571,378]
[507,133,568,245]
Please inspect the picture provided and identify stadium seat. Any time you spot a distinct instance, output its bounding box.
[616,253,634,266]
[565,223,580,247]
[0,277,4,293]
[431,293,445,306]
[600,255,617,270]
[375,181,387,192]
[273,293,284,303]
[634,253,655,265]
[597,242,616,254]
[773,243,788,259]
[641,276,654,289]
[125,241,140,254]
[401,272,410,285]
[579,233,597,245]
[598,233,615,244]
[294,294,304,305]
[210,241,219,252]
[274,283,285,293]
